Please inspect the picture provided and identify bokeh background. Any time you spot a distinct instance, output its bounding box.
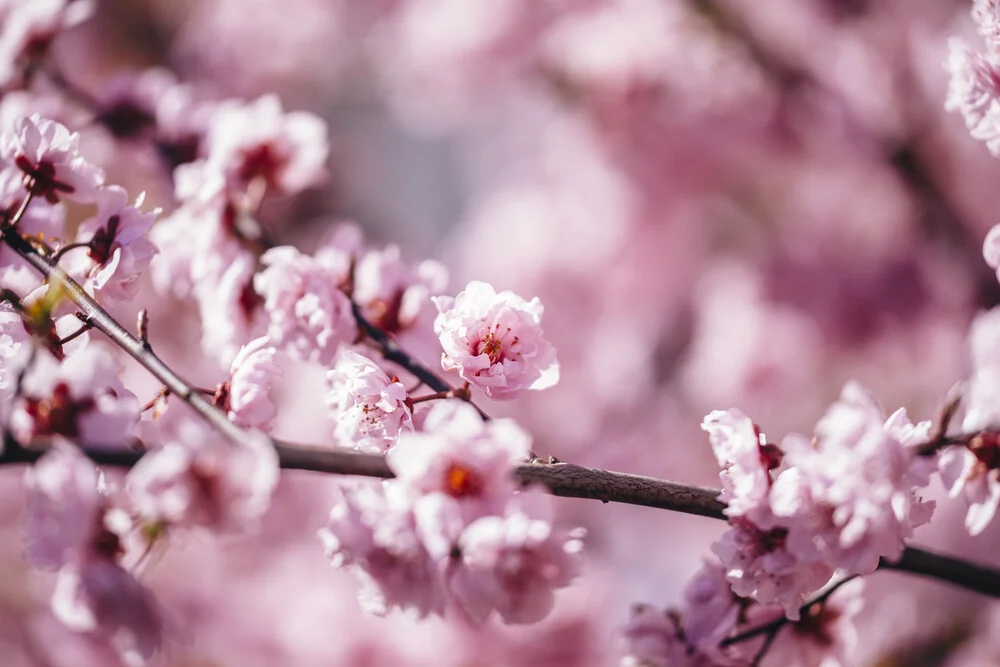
[3,0,1000,664]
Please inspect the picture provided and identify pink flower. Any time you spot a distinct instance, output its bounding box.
[24,443,163,664]
[326,349,413,453]
[765,578,864,667]
[618,603,691,667]
[944,39,1000,156]
[62,185,159,305]
[94,68,211,162]
[389,400,531,557]
[0,0,94,88]
[0,114,104,203]
[701,409,773,524]
[125,416,278,531]
[354,245,448,335]
[195,251,263,357]
[681,560,741,652]
[10,344,140,446]
[51,556,162,666]
[218,336,281,432]
[939,442,1000,535]
[711,522,833,621]
[318,481,447,619]
[23,441,103,569]
[446,496,585,624]
[433,280,559,400]
[204,94,328,194]
[255,244,358,365]
[771,384,935,574]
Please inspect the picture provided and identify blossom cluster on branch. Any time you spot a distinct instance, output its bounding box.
[1,0,1000,666]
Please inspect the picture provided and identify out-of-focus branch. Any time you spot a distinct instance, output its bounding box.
[2,228,252,447]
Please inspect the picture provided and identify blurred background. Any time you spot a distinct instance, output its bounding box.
[3,0,1000,664]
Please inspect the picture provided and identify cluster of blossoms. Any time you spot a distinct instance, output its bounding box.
[321,283,579,624]
[701,384,934,619]
[320,400,584,624]
[0,113,284,663]
[0,87,576,660]
[11,1,1000,666]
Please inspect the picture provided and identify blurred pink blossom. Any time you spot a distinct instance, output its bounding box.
[10,344,139,446]
[0,0,94,89]
[0,114,103,203]
[318,480,448,619]
[681,560,742,653]
[126,419,278,532]
[446,496,585,624]
[204,94,328,195]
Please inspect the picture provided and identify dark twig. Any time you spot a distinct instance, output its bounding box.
[721,576,858,649]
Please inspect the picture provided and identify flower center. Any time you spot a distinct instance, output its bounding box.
[14,156,76,204]
[23,382,96,438]
[444,463,482,497]
[474,325,520,365]
[88,215,121,265]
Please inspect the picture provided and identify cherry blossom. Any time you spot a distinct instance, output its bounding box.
[196,251,263,357]
[216,336,281,432]
[618,603,694,667]
[711,521,833,621]
[681,560,742,652]
[125,415,279,532]
[433,280,559,400]
[51,556,162,667]
[94,68,211,163]
[772,384,935,574]
[23,440,104,569]
[10,344,140,446]
[446,496,585,624]
[318,480,447,619]
[763,579,864,667]
[203,94,328,194]
[354,245,448,334]
[326,349,413,453]
[62,185,159,304]
[255,244,357,365]
[24,443,162,665]
[389,399,531,557]
[702,408,775,524]
[0,114,103,203]
[974,0,1000,50]
[0,0,94,89]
